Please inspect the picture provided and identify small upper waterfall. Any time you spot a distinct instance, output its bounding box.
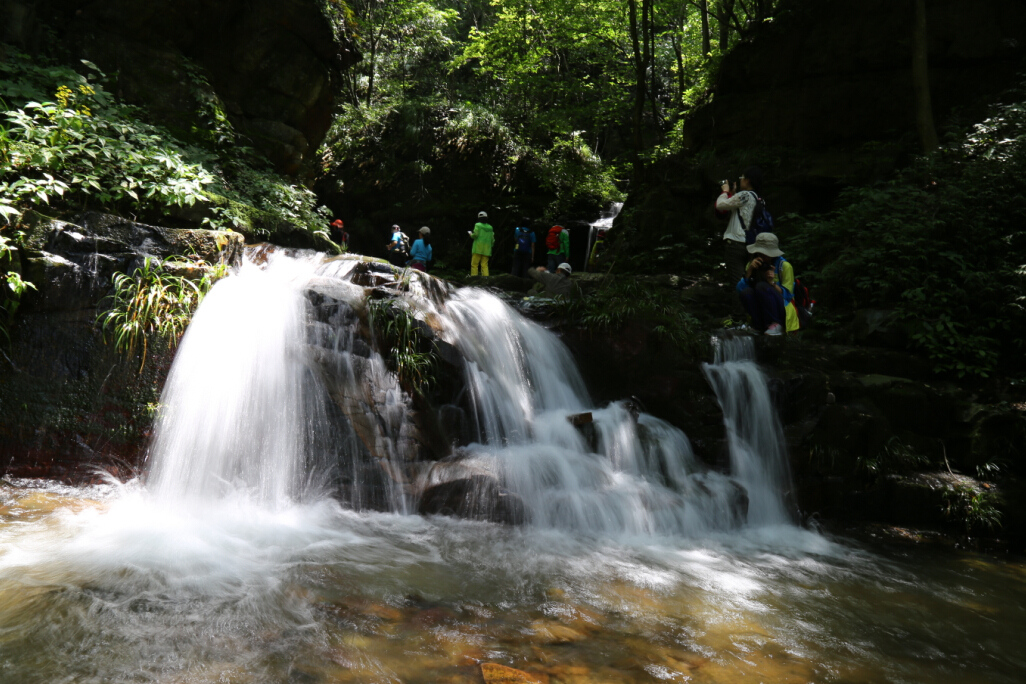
[584,201,623,271]
[702,336,794,525]
[144,248,793,535]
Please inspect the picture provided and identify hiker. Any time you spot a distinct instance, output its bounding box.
[736,233,800,336]
[528,262,573,297]
[511,218,536,278]
[329,219,348,249]
[545,224,569,272]
[386,224,409,266]
[715,166,766,287]
[409,227,432,272]
[469,211,494,276]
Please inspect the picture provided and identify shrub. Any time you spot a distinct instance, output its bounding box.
[787,87,1026,379]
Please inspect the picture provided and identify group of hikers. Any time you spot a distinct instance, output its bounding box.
[717,165,808,335]
[377,211,574,296]
[331,167,809,329]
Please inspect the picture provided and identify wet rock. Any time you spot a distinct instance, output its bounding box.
[528,619,586,644]
[418,475,529,525]
[481,663,547,684]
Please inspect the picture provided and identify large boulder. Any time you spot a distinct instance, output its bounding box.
[1,0,355,175]
[0,211,243,480]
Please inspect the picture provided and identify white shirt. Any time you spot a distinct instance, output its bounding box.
[716,190,757,243]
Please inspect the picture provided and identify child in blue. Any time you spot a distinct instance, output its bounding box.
[511,218,535,278]
[409,227,432,271]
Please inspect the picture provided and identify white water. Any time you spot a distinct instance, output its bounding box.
[702,336,794,525]
[584,201,623,271]
[143,250,790,536]
[2,252,1023,684]
[146,253,325,508]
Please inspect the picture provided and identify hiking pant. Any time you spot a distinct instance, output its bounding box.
[739,281,785,332]
[512,251,532,278]
[724,239,747,287]
[471,253,490,276]
[546,253,567,272]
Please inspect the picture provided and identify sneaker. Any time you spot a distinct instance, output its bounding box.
[765,323,783,336]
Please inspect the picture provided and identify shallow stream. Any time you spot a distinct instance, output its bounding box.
[0,483,1023,683]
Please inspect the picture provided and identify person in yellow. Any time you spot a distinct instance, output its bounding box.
[736,233,800,335]
[469,211,494,276]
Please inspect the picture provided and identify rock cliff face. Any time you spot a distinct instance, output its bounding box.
[0,212,243,482]
[1,0,355,174]
[686,0,1026,208]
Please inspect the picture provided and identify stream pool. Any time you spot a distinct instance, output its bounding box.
[1,480,1022,684]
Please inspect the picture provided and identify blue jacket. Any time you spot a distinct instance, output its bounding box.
[410,239,432,263]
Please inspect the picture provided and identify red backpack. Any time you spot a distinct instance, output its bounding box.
[546,226,562,250]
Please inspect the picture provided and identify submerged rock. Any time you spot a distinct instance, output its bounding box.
[418,475,529,526]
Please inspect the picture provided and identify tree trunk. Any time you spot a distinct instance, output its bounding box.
[719,0,734,50]
[628,0,647,185]
[700,0,711,56]
[913,0,938,153]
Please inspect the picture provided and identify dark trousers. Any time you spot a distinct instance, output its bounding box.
[512,251,532,278]
[739,281,786,331]
[724,239,748,287]
[546,253,566,271]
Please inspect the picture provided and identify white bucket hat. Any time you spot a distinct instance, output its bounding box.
[746,233,783,257]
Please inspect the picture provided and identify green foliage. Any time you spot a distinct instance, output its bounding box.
[368,298,436,395]
[1,48,214,217]
[1,45,331,238]
[98,257,226,372]
[0,231,36,343]
[554,278,706,356]
[787,87,1026,379]
[942,483,1002,534]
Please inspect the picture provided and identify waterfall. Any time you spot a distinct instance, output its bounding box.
[146,249,327,508]
[584,201,623,271]
[701,336,794,525]
[145,249,792,535]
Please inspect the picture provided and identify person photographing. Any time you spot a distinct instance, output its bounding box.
[736,232,799,335]
[715,167,765,287]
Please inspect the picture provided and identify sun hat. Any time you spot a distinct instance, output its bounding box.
[557,263,572,274]
[746,232,783,257]
[419,226,430,235]
[478,211,488,219]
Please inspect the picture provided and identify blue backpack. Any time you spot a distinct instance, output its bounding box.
[740,194,774,245]
[515,227,533,252]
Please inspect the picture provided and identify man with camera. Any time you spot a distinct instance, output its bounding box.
[736,232,799,336]
[715,166,764,288]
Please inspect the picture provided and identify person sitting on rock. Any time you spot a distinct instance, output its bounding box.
[736,233,799,335]
[528,262,573,297]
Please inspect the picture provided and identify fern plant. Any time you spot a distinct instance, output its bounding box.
[368,299,436,395]
[98,257,224,371]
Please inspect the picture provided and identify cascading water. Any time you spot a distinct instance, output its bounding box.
[584,201,623,271]
[2,249,1023,684]
[424,287,749,535]
[143,248,770,536]
[146,250,325,508]
[701,335,794,525]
